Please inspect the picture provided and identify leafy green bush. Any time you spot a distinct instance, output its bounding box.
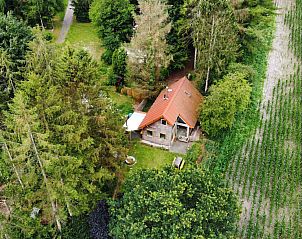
[110,167,241,239]
[200,72,252,136]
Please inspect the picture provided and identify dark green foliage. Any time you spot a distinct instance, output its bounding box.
[62,214,91,239]
[110,167,240,238]
[1,36,129,237]
[108,47,127,86]
[61,200,110,239]
[0,13,33,118]
[89,200,110,239]
[3,0,64,27]
[233,0,275,59]
[72,0,92,22]
[89,0,134,64]
[166,0,189,71]
[3,207,56,238]
[0,13,33,68]
[204,5,275,173]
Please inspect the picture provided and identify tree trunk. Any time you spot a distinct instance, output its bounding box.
[205,15,216,93]
[3,143,24,189]
[61,178,73,217]
[27,126,62,232]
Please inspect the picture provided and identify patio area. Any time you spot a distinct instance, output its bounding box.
[170,140,193,154]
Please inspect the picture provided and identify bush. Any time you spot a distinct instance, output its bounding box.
[200,72,252,136]
[110,167,240,238]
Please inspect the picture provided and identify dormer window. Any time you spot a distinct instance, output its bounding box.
[161,119,167,125]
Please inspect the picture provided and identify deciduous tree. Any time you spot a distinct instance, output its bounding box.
[200,72,252,136]
[110,167,240,238]
[183,0,239,92]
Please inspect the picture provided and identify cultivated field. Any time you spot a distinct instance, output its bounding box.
[226,0,302,238]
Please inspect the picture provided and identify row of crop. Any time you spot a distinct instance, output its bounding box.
[228,66,302,238]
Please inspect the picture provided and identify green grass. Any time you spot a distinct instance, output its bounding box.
[128,143,177,170]
[106,87,134,115]
[65,20,103,60]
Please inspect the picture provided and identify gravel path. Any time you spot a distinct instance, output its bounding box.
[57,0,74,43]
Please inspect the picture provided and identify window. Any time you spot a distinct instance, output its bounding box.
[147,130,153,137]
[161,119,167,125]
[160,133,166,140]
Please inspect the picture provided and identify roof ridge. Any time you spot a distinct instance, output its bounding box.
[163,77,186,119]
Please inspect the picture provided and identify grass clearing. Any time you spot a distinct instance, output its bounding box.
[128,143,177,170]
[65,21,103,60]
[106,87,134,115]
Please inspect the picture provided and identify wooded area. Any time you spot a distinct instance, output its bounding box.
[1,0,301,238]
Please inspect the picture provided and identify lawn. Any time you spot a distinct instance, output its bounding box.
[65,21,103,60]
[106,87,134,115]
[128,143,177,170]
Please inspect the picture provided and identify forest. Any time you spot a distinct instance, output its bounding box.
[0,0,301,238]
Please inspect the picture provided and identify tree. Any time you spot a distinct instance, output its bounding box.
[110,167,240,238]
[200,72,252,136]
[89,0,134,63]
[0,13,33,119]
[183,0,239,92]
[108,47,127,88]
[126,0,172,92]
[3,0,64,27]
[166,0,190,71]
[72,0,92,22]
[1,36,129,237]
[1,92,63,237]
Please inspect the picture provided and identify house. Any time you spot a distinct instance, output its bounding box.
[138,76,203,149]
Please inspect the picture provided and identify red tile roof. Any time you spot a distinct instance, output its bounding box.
[139,77,203,129]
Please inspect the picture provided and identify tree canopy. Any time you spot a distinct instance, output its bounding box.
[72,0,92,22]
[0,35,129,237]
[89,0,134,63]
[0,13,33,117]
[2,0,64,27]
[126,0,172,92]
[110,167,241,238]
[200,71,252,136]
[182,0,239,92]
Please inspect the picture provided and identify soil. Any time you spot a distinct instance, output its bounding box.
[228,0,299,235]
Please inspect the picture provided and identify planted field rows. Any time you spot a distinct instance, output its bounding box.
[226,0,302,238]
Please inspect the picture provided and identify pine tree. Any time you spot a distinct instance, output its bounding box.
[1,92,62,237]
[1,34,129,237]
[126,0,172,92]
